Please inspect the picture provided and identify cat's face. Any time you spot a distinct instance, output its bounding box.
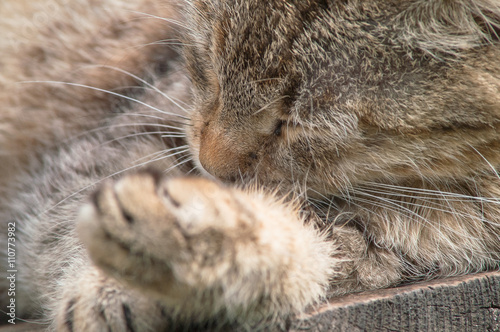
[183,0,500,196]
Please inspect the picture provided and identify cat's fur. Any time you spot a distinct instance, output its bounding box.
[1,0,500,330]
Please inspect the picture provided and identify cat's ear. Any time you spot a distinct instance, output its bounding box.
[396,0,500,57]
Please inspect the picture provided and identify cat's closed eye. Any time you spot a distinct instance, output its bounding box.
[273,120,285,136]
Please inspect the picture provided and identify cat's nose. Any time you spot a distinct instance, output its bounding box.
[198,128,241,181]
[199,147,237,181]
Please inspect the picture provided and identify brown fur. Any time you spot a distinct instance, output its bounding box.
[0,0,182,188]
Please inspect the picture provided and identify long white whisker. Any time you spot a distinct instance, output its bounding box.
[132,145,189,164]
[85,65,190,113]
[131,148,180,164]
[143,40,196,48]
[363,181,500,204]
[309,186,439,232]
[121,112,189,126]
[152,148,191,161]
[351,195,449,234]
[60,120,185,146]
[42,146,190,214]
[96,131,185,147]
[185,166,198,175]
[127,10,195,33]
[358,185,496,205]
[468,144,500,181]
[352,190,487,240]
[163,155,193,174]
[20,81,190,120]
[356,189,473,221]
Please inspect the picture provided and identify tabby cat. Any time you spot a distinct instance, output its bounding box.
[1,0,500,330]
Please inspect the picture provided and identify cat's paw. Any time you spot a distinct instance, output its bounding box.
[77,170,254,303]
[54,268,167,332]
[77,170,332,324]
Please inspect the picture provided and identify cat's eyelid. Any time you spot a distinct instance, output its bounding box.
[273,120,286,136]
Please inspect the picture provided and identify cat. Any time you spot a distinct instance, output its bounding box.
[1,0,500,330]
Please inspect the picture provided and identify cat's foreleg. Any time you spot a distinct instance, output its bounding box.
[76,171,336,327]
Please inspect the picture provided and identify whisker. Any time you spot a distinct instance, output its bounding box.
[163,155,193,174]
[96,131,185,147]
[185,166,198,175]
[468,144,500,181]
[132,145,189,163]
[351,190,488,241]
[355,189,469,221]
[349,195,448,232]
[131,149,177,164]
[179,0,211,25]
[362,181,500,204]
[143,40,196,48]
[60,120,185,146]
[161,134,186,138]
[356,185,500,228]
[357,185,492,205]
[308,187,451,236]
[109,122,185,131]
[121,112,190,126]
[126,10,195,33]
[41,146,190,215]
[152,148,191,162]
[84,65,190,114]
[19,81,190,120]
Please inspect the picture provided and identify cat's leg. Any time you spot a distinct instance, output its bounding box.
[75,170,408,328]
[54,266,169,332]
[321,223,403,297]
[76,170,338,328]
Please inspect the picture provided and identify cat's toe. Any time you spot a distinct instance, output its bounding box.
[57,297,134,332]
[159,177,242,233]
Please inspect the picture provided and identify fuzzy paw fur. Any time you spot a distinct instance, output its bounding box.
[77,170,333,328]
